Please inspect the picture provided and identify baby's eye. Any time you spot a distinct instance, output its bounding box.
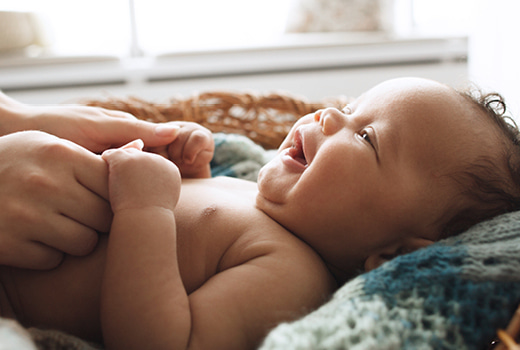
[360,130,373,145]
[359,128,379,161]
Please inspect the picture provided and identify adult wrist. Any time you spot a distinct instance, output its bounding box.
[0,92,32,136]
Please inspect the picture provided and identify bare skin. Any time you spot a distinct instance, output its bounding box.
[0,176,334,348]
[0,92,182,269]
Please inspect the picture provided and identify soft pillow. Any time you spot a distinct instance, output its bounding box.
[260,210,520,349]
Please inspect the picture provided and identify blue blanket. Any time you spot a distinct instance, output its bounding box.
[260,195,520,350]
[211,133,276,181]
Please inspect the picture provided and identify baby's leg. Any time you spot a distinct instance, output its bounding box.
[0,237,109,343]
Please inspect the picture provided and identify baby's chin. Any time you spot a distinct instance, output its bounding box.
[254,189,277,220]
[255,162,285,206]
[256,159,273,185]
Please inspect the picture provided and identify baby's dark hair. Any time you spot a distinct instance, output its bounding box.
[439,88,520,239]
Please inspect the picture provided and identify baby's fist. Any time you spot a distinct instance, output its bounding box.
[102,140,181,212]
[150,122,214,178]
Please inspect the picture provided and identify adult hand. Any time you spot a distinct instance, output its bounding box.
[0,92,179,153]
[0,131,111,269]
[23,104,180,153]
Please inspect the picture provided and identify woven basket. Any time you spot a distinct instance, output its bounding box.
[84,91,351,149]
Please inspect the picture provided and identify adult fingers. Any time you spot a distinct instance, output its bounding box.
[0,240,65,270]
[101,108,138,120]
[59,181,113,233]
[11,221,99,269]
[37,214,100,258]
[54,141,112,232]
[71,146,110,201]
[93,118,180,149]
[3,201,101,266]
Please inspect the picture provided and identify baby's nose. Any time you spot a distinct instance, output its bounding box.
[316,108,345,135]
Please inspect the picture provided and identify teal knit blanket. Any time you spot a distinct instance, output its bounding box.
[211,133,276,181]
[260,207,520,349]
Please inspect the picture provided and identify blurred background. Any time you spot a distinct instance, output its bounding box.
[0,0,518,119]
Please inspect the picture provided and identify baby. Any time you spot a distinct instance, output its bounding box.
[0,77,519,350]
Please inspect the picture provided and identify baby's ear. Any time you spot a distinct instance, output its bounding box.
[364,238,434,272]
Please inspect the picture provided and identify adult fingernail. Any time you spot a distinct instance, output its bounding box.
[155,123,180,137]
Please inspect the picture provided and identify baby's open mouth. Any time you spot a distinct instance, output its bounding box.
[288,130,307,167]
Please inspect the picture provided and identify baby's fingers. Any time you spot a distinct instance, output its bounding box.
[182,130,214,164]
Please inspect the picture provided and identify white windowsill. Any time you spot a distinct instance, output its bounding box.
[0,33,468,93]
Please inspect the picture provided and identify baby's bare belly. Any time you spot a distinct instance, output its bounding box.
[0,178,259,343]
[0,237,109,342]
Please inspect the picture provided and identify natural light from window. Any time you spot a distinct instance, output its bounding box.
[0,0,478,57]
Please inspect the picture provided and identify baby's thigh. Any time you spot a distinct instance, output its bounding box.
[1,237,108,342]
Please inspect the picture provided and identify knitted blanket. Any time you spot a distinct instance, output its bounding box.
[211,132,277,181]
[2,133,520,349]
[260,209,520,350]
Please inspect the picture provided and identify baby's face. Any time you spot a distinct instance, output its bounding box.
[256,77,496,276]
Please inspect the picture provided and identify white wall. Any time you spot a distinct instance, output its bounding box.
[468,0,520,120]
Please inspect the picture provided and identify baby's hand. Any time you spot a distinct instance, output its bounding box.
[102,140,181,213]
[148,122,214,178]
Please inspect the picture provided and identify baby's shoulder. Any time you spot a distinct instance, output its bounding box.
[222,222,337,296]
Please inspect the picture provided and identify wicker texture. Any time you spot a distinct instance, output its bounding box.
[84,91,350,149]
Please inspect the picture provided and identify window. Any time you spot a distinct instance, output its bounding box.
[0,0,130,56]
[133,0,292,54]
[0,0,477,58]
[0,0,292,57]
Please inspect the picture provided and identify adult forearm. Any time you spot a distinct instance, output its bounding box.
[0,92,30,135]
[101,208,191,350]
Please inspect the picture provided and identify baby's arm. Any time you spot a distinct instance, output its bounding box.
[101,140,190,350]
[148,122,214,179]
